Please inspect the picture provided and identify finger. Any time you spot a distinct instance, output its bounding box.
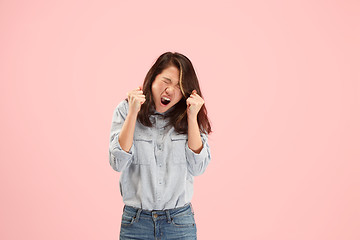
[134,96,146,101]
[186,98,191,106]
[191,91,201,97]
[129,89,141,96]
[134,88,143,93]
[186,98,195,106]
[190,92,201,99]
[132,86,142,91]
[189,94,201,101]
[191,94,204,103]
[137,96,146,100]
[130,90,144,96]
[130,92,145,99]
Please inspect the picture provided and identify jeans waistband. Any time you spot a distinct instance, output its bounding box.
[123,203,193,223]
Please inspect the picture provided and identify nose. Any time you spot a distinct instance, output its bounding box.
[165,86,174,95]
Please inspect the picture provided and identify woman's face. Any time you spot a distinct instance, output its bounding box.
[151,65,183,113]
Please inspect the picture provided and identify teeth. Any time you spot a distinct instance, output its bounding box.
[161,96,171,105]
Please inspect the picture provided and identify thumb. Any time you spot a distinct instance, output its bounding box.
[186,98,192,107]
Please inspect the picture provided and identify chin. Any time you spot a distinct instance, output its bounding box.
[156,103,172,113]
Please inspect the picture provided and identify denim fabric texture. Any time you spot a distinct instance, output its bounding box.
[120,203,197,240]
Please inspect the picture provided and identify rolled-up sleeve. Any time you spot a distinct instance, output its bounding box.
[185,133,211,176]
[109,100,134,172]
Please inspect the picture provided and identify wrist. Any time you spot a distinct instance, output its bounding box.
[187,115,197,123]
[127,110,138,121]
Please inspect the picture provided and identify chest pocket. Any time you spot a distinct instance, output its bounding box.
[170,133,188,164]
[133,131,153,165]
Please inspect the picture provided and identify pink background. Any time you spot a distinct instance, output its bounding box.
[1,0,359,239]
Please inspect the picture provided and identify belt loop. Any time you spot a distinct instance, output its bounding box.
[165,210,171,223]
[189,202,194,214]
[135,208,142,222]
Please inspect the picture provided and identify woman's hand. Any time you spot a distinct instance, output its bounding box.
[127,86,146,115]
[186,90,204,120]
[187,90,204,153]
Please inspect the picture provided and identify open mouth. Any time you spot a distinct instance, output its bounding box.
[161,96,171,105]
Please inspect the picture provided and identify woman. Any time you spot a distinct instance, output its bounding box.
[109,52,212,239]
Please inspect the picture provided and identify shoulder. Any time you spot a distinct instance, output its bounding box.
[111,99,130,120]
[116,99,129,110]
[114,99,129,113]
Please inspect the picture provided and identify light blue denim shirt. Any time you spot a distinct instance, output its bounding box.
[109,100,211,211]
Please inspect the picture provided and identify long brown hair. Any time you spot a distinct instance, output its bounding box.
[137,52,212,135]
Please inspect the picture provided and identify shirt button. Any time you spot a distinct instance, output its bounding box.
[158,144,162,150]
[159,164,162,167]
[154,214,158,218]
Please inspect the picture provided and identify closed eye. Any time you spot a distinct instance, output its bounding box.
[162,78,171,84]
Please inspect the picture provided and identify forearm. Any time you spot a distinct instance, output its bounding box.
[118,111,137,152]
[187,117,203,154]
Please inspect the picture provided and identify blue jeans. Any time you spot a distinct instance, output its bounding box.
[120,203,197,240]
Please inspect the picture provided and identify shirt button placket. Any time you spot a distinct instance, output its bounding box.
[156,115,166,205]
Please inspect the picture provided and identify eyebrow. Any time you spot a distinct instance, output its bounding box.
[163,77,172,82]
[163,77,180,85]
